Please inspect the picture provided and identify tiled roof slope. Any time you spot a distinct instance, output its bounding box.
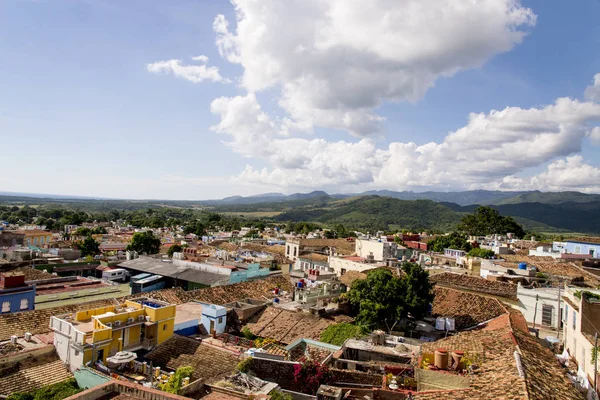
[145,335,239,382]
[243,307,352,344]
[0,298,118,341]
[417,310,582,400]
[501,255,600,286]
[431,287,507,330]
[14,266,55,281]
[184,276,293,304]
[430,272,518,300]
[117,287,188,305]
[0,353,73,396]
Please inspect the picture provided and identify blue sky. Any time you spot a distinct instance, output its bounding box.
[1,0,600,199]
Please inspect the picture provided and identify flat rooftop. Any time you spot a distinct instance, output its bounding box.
[174,302,204,325]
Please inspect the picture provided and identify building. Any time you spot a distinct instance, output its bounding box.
[328,255,383,277]
[64,380,192,400]
[444,248,466,259]
[285,238,355,262]
[8,229,52,248]
[0,272,36,313]
[355,238,398,262]
[562,239,600,258]
[562,286,600,390]
[50,297,176,370]
[0,230,24,247]
[515,284,562,330]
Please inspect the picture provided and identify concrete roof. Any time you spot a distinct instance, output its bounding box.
[118,257,226,286]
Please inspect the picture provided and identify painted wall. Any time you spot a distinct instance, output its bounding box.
[157,320,174,344]
[200,304,227,334]
[0,287,35,313]
[515,285,561,329]
[329,256,379,277]
[565,241,600,257]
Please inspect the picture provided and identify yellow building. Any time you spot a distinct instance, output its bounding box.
[11,229,52,247]
[50,298,175,371]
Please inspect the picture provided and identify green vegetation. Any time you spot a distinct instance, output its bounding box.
[428,232,471,253]
[167,244,183,258]
[159,366,193,394]
[7,378,82,400]
[73,226,107,236]
[126,231,161,254]
[347,264,433,330]
[467,248,495,258]
[237,357,253,373]
[269,390,293,400]
[241,326,255,340]
[458,206,525,238]
[574,291,600,301]
[76,236,100,257]
[320,323,364,345]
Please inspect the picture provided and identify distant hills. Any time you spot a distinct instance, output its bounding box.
[2,189,600,234]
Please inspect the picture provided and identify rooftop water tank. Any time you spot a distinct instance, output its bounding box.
[518,262,527,270]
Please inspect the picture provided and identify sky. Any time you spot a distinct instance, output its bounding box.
[1,0,600,200]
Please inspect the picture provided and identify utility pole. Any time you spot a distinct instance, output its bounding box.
[533,294,539,330]
[595,332,598,396]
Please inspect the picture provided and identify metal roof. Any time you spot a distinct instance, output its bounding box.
[119,257,227,286]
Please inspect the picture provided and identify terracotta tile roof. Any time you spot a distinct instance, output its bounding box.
[117,287,188,305]
[431,287,507,330]
[0,353,73,396]
[10,266,54,281]
[243,307,353,345]
[416,308,582,400]
[501,255,600,286]
[567,237,600,245]
[430,272,518,300]
[145,335,239,382]
[184,276,293,305]
[0,298,118,341]
[299,253,329,262]
[292,239,355,255]
[339,271,368,287]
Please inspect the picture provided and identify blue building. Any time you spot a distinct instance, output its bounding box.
[564,240,600,258]
[0,272,36,314]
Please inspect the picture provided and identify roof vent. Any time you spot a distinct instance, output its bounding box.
[10,335,18,344]
[24,332,32,342]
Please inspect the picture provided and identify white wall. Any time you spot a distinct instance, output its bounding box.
[515,285,561,330]
[355,239,384,261]
[328,256,379,277]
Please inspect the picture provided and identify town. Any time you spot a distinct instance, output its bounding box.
[0,205,599,400]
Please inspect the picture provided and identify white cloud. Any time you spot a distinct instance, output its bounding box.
[147,55,227,83]
[210,93,600,192]
[585,73,600,102]
[494,156,600,193]
[214,0,536,135]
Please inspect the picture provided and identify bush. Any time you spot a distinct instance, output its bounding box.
[237,357,253,373]
[241,327,255,340]
[320,323,363,346]
[269,390,293,400]
[159,366,193,394]
[7,379,82,400]
[467,248,495,258]
[293,360,331,395]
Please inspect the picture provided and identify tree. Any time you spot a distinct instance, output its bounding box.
[167,244,183,258]
[467,248,495,258]
[458,206,525,238]
[126,231,161,254]
[346,265,433,330]
[77,236,100,257]
[270,390,293,400]
[428,232,471,253]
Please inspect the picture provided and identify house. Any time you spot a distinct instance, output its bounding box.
[355,238,398,262]
[562,238,600,258]
[443,249,466,259]
[0,272,35,313]
[0,230,24,247]
[285,239,355,262]
[50,297,176,370]
[8,229,52,248]
[562,286,600,391]
[515,284,562,331]
[328,255,383,277]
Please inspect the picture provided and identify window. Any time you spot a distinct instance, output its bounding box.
[294,247,297,257]
[591,249,596,257]
[286,246,290,255]
[75,350,80,356]
[20,299,29,310]
[575,246,581,254]
[341,268,347,275]
[541,304,553,326]
[218,317,223,324]
[573,311,577,330]
[565,304,569,323]
[1,301,9,313]
[163,324,167,331]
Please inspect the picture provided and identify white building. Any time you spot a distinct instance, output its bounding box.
[355,238,397,262]
[563,286,600,389]
[529,245,561,259]
[515,284,562,330]
[328,255,382,277]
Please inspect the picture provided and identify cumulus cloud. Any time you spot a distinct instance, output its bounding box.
[494,156,600,193]
[214,0,536,135]
[147,55,227,83]
[585,73,600,102]
[210,93,600,192]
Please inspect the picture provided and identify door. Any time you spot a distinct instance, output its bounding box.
[210,320,215,334]
[97,348,104,363]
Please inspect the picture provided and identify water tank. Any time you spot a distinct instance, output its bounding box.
[297,281,303,288]
[273,298,280,303]
[518,262,527,270]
